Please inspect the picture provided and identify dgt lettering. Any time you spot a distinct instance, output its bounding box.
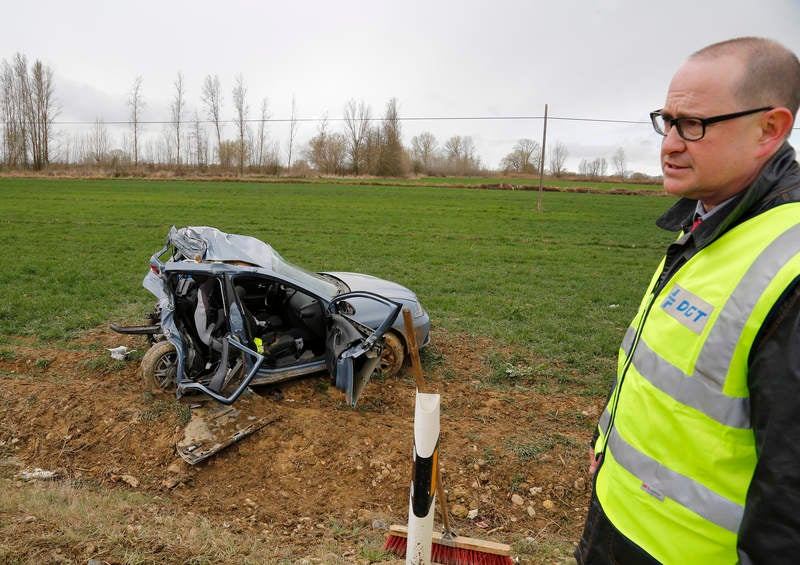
[676,301,708,322]
[660,284,714,333]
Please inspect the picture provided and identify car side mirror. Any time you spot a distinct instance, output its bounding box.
[336,300,355,315]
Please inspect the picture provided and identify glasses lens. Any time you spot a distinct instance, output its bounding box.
[651,113,668,135]
[678,118,704,141]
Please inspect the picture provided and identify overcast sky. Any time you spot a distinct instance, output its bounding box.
[3,0,799,175]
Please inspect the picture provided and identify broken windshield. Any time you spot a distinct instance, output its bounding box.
[271,255,340,298]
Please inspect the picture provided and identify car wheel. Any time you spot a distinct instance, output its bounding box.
[140,340,177,393]
[379,331,405,377]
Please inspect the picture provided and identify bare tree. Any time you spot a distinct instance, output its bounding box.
[159,124,175,165]
[218,140,236,169]
[410,131,438,174]
[444,135,464,163]
[343,99,371,175]
[549,141,569,177]
[255,98,270,170]
[286,94,298,173]
[263,140,281,175]
[1,58,26,167]
[28,59,56,169]
[12,55,31,167]
[232,74,249,174]
[444,135,481,175]
[326,133,348,175]
[378,98,405,177]
[518,138,542,173]
[579,157,608,179]
[170,72,185,166]
[190,110,208,167]
[305,116,347,174]
[0,63,10,164]
[128,76,144,167]
[500,138,541,173]
[598,157,608,177]
[60,132,76,165]
[201,74,222,163]
[88,117,110,165]
[362,126,382,175]
[461,136,480,173]
[612,147,627,179]
[306,115,328,172]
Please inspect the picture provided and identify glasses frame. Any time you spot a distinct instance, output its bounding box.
[650,106,773,141]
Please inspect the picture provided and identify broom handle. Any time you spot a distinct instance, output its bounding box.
[402,307,426,393]
[436,460,454,535]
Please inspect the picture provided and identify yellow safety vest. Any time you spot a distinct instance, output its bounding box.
[594,203,800,564]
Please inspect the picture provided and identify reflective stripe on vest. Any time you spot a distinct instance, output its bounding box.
[607,426,743,533]
[609,222,800,430]
[698,222,800,384]
[595,203,800,561]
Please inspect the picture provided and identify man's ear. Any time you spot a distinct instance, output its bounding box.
[756,107,794,157]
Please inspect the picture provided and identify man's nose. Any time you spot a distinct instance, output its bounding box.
[661,123,686,152]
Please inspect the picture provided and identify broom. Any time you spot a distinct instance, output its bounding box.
[384,308,514,565]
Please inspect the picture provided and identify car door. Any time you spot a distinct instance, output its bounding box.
[169,268,267,405]
[326,292,402,407]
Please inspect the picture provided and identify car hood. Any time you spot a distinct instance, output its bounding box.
[326,272,418,302]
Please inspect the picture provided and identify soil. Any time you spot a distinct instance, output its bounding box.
[0,327,604,563]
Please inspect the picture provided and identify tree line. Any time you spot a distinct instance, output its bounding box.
[1,53,640,179]
[1,54,57,170]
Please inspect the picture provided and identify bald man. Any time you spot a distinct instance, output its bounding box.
[577,37,800,564]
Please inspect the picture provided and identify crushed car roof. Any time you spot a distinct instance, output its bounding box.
[169,226,280,269]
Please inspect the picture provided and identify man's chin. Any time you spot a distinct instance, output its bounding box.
[663,175,694,198]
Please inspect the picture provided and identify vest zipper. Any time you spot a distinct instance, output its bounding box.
[596,289,659,464]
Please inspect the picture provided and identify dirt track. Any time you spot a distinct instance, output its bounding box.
[0,327,601,562]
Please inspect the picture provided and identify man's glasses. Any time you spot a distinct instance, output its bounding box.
[650,106,773,141]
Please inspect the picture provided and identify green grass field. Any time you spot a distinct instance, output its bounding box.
[0,177,676,389]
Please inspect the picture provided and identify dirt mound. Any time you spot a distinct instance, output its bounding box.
[0,328,600,561]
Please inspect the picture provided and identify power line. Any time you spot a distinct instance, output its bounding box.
[24,114,652,127]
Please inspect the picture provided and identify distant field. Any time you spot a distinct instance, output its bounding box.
[407,176,662,191]
[0,177,676,385]
[302,175,664,192]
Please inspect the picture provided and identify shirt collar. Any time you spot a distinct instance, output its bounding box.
[694,195,737,222]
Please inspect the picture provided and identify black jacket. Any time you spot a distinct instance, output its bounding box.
[577,143,800,564]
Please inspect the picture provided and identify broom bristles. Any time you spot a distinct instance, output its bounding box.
[384,528,514,565]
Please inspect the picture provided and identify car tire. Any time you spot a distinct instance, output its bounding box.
[140,340,178,393]
[379,331,405,377]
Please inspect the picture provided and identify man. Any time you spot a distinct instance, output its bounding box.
[576,37,800,564]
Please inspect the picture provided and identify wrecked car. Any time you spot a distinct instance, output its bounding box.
[113,226,431,410]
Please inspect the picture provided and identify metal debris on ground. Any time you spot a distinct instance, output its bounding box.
[107,346,136,360]
[18,468,59,481]
[176,390,280,464]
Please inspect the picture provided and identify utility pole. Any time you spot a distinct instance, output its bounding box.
[537,104,548,212]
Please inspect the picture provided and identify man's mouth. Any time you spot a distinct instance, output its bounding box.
[664,161,690,173]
